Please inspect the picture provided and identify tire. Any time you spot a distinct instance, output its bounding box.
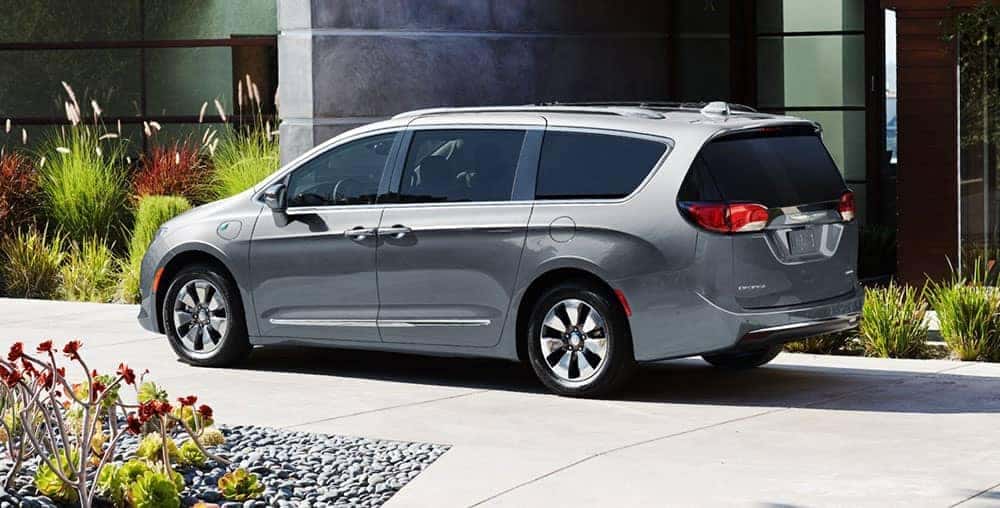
[526,281,635,398]
[702,344,782,369]
[162,263,251,367]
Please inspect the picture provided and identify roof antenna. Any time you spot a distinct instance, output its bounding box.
[700,101,730,119]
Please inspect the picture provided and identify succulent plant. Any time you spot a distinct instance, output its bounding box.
[218,468,265,501]
[129,470,181,508]
[138,380,168,403]
[197,427,226,447]
[179,439,207,467]
[136,433,180,463]
[34,448,80,503]
[172,405,213,430]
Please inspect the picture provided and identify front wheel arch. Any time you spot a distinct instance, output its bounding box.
[155,251,241,334]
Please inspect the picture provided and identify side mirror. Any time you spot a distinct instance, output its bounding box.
[263,183,287,211]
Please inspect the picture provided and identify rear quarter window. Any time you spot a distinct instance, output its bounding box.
[535,131,667,200]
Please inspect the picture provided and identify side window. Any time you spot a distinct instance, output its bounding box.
[535,131,668,200]
[396,129,526,203]
[285,132,396,208]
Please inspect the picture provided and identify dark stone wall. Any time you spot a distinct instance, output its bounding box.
[278,0,671,163]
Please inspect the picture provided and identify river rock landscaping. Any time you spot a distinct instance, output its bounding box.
[1,425,448,507]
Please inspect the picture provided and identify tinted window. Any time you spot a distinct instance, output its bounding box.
[694,133,847,207]
[396,129,525,203]
[286,133,396,207]
[536,132,667,200]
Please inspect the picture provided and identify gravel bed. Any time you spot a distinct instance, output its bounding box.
[0,425,449,507]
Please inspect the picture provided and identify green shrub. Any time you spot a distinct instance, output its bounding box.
[120,196,192,303]
[218,468,265,501]
[927,283,1000,361]
[38,127,129,245]
[0,226,65,298]
[859,283,928,358]
[59,237,118,302]
[210,126,278,199]
[784,331,855,355]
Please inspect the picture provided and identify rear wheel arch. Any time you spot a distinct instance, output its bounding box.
[514,267,632,364]
[155,250,241,333]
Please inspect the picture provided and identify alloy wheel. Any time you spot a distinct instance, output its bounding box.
[172,279,228,354]
[538,298,609,383]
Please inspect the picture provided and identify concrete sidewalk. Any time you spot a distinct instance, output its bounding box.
[1,298,999,507]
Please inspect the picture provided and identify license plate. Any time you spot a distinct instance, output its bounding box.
[788,228,819,255]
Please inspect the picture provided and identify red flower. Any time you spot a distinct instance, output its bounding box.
[36,340,53,353]
[178,395,197,407]
[154,400,172,415]
[7,342,23,361]
[117,363,135,385]
[62,340,82,360]
[197,404,213,419]
[91,379,106,400]
[126,413,142,434]
[20,359,37,377]
[138,401,157,423]
[2,368,22,388]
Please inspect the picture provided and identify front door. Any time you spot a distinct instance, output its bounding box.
[250,131,399,341]
[376,126,538,347]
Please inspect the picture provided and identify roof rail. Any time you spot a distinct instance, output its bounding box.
[541,101,759,114]
[391,105,665,120]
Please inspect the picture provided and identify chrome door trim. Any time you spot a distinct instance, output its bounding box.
[269,318,492,328]
[379,319,492,328]
[268,318,378,327]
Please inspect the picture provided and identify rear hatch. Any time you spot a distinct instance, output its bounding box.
[678,124,857,309]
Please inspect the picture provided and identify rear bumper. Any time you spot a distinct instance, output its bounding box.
[626,280,863,362]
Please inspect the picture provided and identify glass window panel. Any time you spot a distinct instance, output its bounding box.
[0,50,142,118]
[399,130,525,203]
[757,35,864,108]
[0,1,140,43]
[144,0,277,39]
[673,39,730,102]
[536,132,667,200]
[794,110,866,182]
[288,133,397,207]
[671,0,730,35]
[757,0,863,33]
[146,47,234,117]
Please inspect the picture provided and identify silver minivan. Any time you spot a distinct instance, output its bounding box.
[138,102,862,397]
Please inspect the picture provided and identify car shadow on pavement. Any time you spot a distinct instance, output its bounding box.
[237,347,1000,415]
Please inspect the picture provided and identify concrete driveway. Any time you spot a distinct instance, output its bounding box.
[1,298,999,507]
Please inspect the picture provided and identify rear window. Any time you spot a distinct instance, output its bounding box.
[680,131,846,207]
[535,131,667,200]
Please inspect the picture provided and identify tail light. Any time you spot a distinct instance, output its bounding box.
[838,191,855,222]
[679,202,770,234]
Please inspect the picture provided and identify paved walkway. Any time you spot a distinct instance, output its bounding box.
[1,298,999,507]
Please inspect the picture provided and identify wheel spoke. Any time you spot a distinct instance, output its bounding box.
[194,282,209,305]
[543,314,567,335]
[209,316,228,337]
[181,324,200,350]
[574,351,595,379]
[563,300,582,328]
[208,293,225,312]
[202,325,216,347]
[550,351,571,380]
[540,337,563,356]
[581,313,601,334]
[584,337,608,356]
[174,311,193,328]
[178,291,196,310]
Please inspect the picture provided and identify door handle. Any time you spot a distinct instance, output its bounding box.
[345,226,377,240]
[378,224,412,239]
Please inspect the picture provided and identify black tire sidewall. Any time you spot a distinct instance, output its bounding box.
[162,264,249,367]
[526,283,634,398]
